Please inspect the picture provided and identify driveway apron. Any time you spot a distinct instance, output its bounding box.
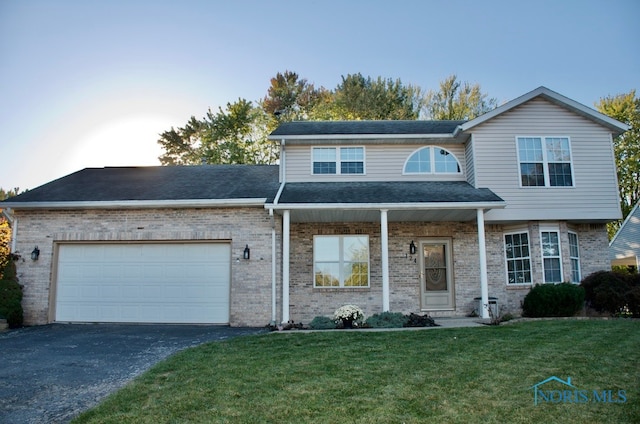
[0,324,264,424]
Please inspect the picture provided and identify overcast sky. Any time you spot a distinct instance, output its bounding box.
[1,0,638,191]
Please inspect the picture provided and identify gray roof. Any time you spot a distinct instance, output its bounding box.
[277,181,503,204]
[2,165,281,204]
[269,120,466,137]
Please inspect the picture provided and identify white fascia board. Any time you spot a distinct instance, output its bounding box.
[267,201,506,211]
[461,86,629,135]
[1,198,268,210]
[267,133,456,142]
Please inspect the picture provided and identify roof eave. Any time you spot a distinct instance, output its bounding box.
[1,198,268,210]
[267,201,507,210]
[267,133,456,141]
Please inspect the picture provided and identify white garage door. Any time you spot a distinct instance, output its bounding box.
[55,243,230,324]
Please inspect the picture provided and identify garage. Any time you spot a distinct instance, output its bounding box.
[54,243,231,324]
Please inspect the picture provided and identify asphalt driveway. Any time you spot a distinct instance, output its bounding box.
[0,323,265,424]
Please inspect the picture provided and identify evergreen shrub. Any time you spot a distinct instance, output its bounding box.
[522,283,585,317]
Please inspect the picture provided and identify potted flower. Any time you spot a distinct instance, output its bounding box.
[333,304,364,328]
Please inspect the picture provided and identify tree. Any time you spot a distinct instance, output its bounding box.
[158,99,278,166]
[422,74,497,120]
[596,90,640,238]
[261,70,328,123]
[311,73,422,120]
[0,188,19,278]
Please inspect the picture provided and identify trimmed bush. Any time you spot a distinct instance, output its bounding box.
[0,260,23,328]
[404,313,437,327]
[308,316,336,330]
[522,283,585,317]
[365,312,408,328]
[581,270,640,317]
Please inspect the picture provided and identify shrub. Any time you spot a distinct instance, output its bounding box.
[581,271,640,317]
[308,316,336,330]
[522,283,585,317]
[365,312,408,328]
[404,313,437,327]
[0,259,23,328]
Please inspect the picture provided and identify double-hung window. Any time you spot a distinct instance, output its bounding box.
[541,230,562,283]
[312,147,364,175]
[314,235,369,287]
[504,232,532,285]
[517,137,573,187]
[568,232,581,283]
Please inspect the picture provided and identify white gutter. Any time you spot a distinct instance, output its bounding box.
[271,201,507,211]
[1,208,17,253]
[0,198,268,210]
[267,133,455,141]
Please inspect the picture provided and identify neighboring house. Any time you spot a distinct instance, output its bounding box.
[1,87,628,326]
[609,201,640,269]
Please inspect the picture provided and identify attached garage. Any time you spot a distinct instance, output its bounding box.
[54,242,231,324]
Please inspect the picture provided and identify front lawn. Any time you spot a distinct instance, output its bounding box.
[74,320,639,423]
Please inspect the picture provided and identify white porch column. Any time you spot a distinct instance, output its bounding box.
[282,210,290,323]
[380,209,390,312]
[477,208,489,319]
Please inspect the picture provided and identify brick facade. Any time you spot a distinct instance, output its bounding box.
[12,206,611,326]
[12,207,278,327]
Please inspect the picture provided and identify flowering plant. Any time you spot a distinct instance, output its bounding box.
[333,304,364,323]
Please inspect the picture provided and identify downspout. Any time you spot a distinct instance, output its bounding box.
[2,208,17,253]
[267,139,286,325]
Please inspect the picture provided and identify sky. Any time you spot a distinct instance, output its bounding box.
[0,0,638,191]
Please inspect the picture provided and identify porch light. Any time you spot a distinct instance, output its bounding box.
[31,246,40,261]
[409,241,416,255]
[243,245,250,260]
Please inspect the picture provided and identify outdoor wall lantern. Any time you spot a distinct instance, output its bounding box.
[409,241,416,255]
[31,246,40,261]
[243,245,250,260]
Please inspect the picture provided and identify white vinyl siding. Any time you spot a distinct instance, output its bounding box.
[471,98,620,222]
[285,143,466,182]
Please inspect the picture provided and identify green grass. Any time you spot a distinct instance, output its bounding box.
[73,320,639,423]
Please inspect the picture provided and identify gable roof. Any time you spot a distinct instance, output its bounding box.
[1,165,281,209]
[609,201,640,267]
[460,86,629,136]
[268,120,465,140]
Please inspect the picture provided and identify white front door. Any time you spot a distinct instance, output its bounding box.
[420,239,455,311]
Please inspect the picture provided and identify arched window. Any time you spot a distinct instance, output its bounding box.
[404,147,461,174]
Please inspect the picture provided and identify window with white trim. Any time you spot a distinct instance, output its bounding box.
[541,230,562,283]
[568,232,581,283]
[517,137,573,187]
[312,147,364,174]
[314,235,369,287]
[404,147,461,174]
[504,231,532,285]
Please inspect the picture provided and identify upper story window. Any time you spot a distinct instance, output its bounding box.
[517,137,573,187]
[312,147,365,175]
[404,147,461,174]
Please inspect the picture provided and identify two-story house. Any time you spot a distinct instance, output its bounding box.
[1,87,627,326]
